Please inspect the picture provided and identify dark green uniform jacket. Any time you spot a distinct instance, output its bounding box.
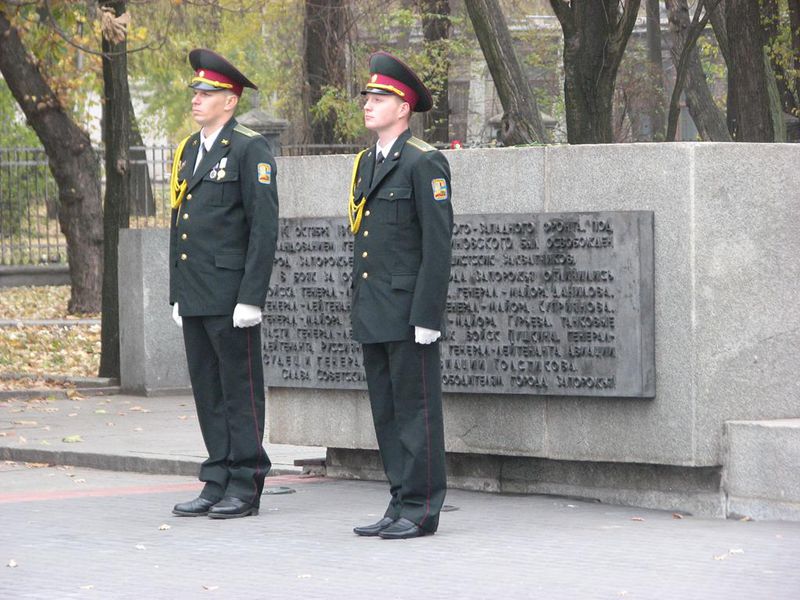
[351,129,453,343]
[169,117,278,316]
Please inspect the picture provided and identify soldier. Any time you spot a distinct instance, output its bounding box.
[348,52,454,539]
[168,49,279,519]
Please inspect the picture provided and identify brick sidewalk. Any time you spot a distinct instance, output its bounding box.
[1,465,798,600]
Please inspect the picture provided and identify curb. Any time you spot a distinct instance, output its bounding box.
[0,387,121,400]
[0,446,301,477]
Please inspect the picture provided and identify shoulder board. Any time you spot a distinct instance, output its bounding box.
[406,136,436,152]
[234,124,259,138]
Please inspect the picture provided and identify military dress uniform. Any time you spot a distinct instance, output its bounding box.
[350,52,453,538]
[169,49,279,518]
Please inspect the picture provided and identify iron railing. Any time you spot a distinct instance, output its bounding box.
[1,145,192,266]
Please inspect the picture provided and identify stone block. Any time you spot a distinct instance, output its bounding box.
[724,419,800,521]
[119,229,189,394]
[693,144,800,463]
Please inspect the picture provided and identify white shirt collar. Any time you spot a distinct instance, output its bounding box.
[200,127,223,152]
[376,136,398,160]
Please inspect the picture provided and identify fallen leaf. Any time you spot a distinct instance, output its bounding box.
[714,554,728,561]
[729,548,744,554]
[135,544,146,551]
[297,574,312,579]
[158,524,171,531]
[62,435,84,443]
[73,478,86,484]
[66,390,85,400]
[672,513,684,520]
[79,585,94,590]
[94,409,107,414]
[18,435,27,444]
[25,462,49,469]
[739,516,752,522]
[202,585,219,591]
[40,440,51,445]
[133,427,143,432]
[7,559,18,568]
[178,415,188,420]
[68,413,78,417]
[12,420,37,426]
[631,517,645,522]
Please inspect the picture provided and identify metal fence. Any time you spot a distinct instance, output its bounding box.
[0,142,381,266]
[0,146,175,266]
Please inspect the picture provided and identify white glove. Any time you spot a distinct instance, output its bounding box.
[172,303,182,328]
[233,303,263,328]
[414,326,441,345]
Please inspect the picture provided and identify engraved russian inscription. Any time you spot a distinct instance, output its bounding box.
[264,212,654,397]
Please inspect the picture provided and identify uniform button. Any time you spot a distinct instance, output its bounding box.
[182,213,189,220]
[186,193,192,200]
[365,210,371,217]
[362,272,368,279]
[180,253,187,261]
[363,230,369,237]
[181,233,187,240]
[389,192,394,197]
[362,251,368,258]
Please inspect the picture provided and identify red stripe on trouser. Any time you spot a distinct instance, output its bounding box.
[419,347,433,528]
[246,328,263,505]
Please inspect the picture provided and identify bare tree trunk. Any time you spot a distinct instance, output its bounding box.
[417,0,451,144]
[304,0,347,144]
[726,0,776,141]
[665,0,731,141]
[99,0,131,378]
[645,0,667,140]
[0,9,103,313]
[549,0,641,144]
[464,0,546,144]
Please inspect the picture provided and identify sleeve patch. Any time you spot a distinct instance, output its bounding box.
[258,163,272,184]
[431,178,448,201]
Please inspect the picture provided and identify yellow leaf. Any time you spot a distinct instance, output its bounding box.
[62,435,84,443]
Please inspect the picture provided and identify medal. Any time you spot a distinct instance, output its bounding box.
[217,169,226,180]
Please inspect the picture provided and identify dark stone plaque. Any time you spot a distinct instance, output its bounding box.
[264,211,655,398]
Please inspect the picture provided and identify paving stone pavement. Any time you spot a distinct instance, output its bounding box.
[1,463,798,600]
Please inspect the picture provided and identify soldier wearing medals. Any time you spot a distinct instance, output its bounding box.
[349,52,454,539]
[168,49,279,519]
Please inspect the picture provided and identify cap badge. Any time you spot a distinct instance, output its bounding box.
[198,70,205,77]
[371,74,378,83]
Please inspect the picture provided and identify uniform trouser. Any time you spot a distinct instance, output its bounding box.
[362,339,446,533]
[182,315,271,507]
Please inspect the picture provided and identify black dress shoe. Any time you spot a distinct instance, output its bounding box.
[172,496,219,517]
[378,517,430,539]
[353,517,395,537]
[207,496,259,519]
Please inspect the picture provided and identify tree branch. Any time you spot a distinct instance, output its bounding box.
[666,0,723,141]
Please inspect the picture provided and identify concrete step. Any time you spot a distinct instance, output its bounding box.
[724,418,800,521]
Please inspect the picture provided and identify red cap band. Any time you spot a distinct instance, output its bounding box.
[192,68,244,96]
[365,73,419,110]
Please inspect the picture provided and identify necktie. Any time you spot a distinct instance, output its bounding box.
[193,143,205,174]
[373,152,384,178]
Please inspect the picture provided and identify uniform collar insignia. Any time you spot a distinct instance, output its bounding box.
[221,138,229,146]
